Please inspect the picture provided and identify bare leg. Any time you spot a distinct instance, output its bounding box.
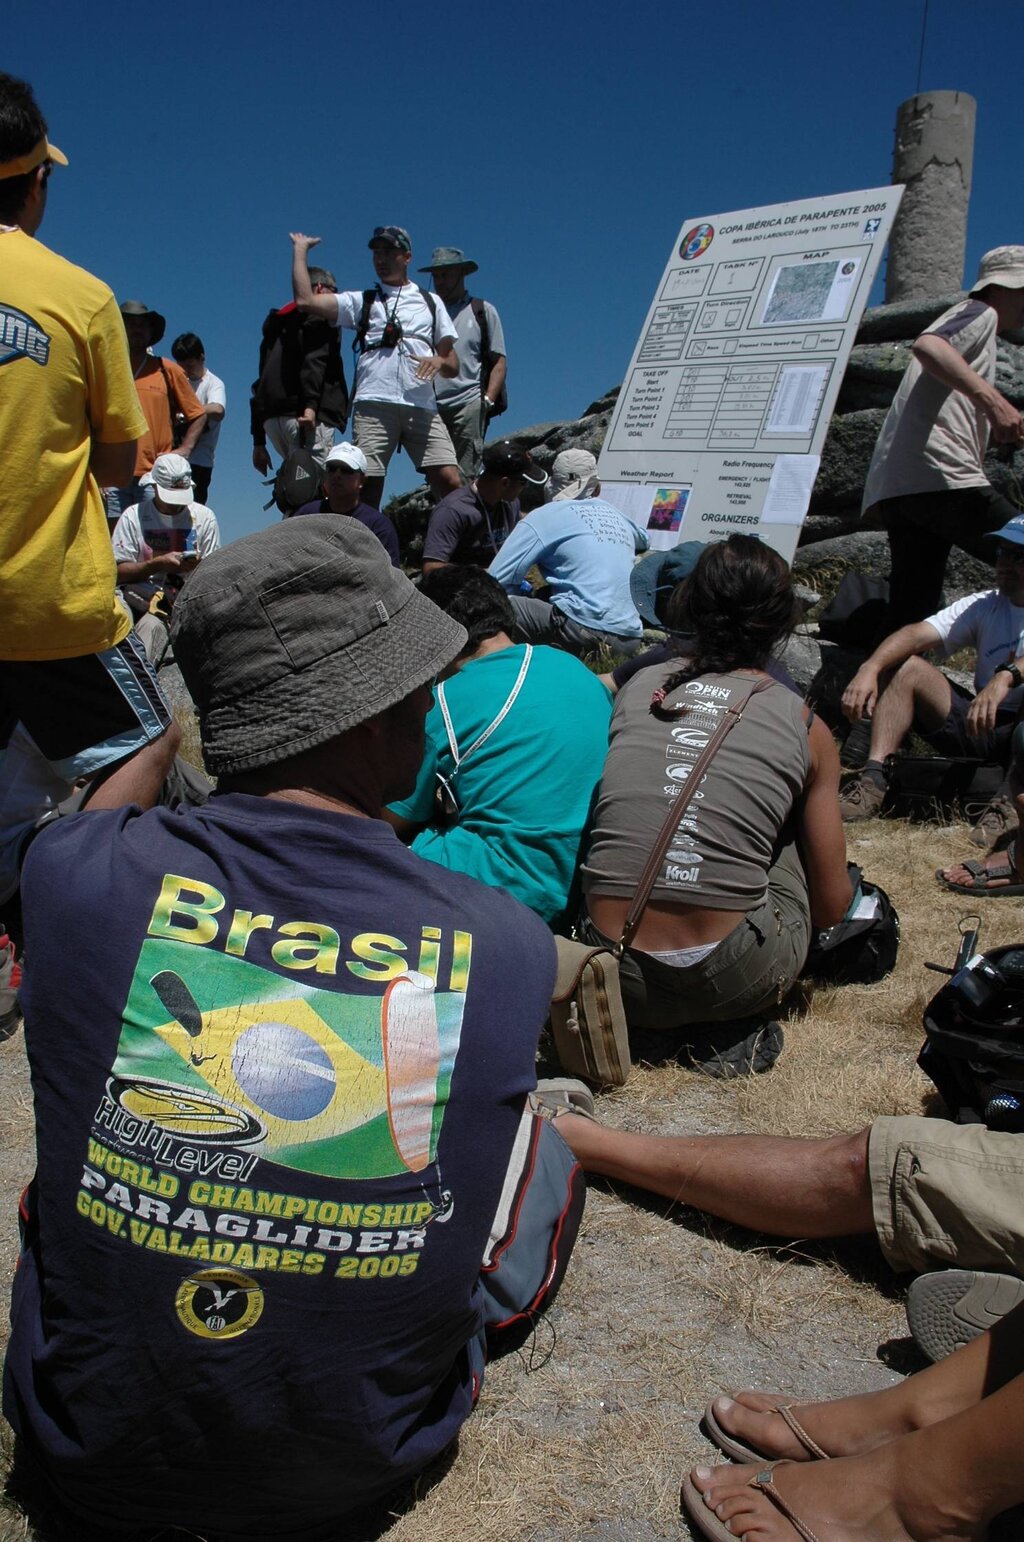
[865,656,953,761]
[425,463,462,500]
[705,1300,1024,1465]
[691,1358,1024,1539]
[555,1118,875,1237]
[81,722,180,813]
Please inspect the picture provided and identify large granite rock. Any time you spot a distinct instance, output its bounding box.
[386,295,1024,602]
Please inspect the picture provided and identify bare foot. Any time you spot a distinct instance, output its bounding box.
[686,1452,982,1541]
[706,1387,917,1464]
[938,844,1024,894]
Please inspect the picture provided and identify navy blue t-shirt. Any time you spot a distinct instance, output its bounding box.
[289,499,401,566]
[4,794,555,1538]
[423,484,521,567]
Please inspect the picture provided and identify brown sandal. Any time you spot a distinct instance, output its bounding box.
[702,1396,830,1464]
[682,1463,822,1542]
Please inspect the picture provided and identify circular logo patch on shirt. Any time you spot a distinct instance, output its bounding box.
[175,1268,265,1340]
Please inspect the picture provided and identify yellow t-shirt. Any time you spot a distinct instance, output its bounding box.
[0,229,147,660]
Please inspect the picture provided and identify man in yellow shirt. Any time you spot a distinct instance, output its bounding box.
[0,72,178,918]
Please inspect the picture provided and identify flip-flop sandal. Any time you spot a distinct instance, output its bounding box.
[702,1397,829,1464]
[936,857,1024,898]
[682,1464,822,1542]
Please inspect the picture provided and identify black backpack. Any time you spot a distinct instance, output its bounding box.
[272,448,322,516]
[802,864,900,986]
[920,941,1024,1131]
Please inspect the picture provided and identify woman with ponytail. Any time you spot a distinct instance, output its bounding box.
[579,534,851,1074]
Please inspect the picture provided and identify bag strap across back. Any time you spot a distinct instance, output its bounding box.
[616,675,773,957]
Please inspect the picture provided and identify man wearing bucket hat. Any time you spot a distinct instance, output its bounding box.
[547,449,600,502]
[4,515,584,1536]
[419,245,508,480]
[106,299,207,523]
[863,246,1024,629]
[0,73,178,942]
[292,226,463,508]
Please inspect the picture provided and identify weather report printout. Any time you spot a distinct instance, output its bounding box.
[598,186,903,562]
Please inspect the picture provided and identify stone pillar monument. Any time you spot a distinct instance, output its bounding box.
[885,90,976,303]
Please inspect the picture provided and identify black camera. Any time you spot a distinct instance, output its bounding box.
[380,317,403,349]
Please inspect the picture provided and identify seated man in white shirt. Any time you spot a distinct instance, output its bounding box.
[839,514,1024,836]
[290,225,462,509]
[111,452,221,668]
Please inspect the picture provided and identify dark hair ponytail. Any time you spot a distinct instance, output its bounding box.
[652,535,796,718]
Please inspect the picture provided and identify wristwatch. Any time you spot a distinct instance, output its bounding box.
[995,662,1023,686]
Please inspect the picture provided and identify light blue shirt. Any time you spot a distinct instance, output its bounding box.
[487,498,648,637]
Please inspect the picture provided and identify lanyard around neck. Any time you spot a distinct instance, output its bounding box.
[437,646,533,771]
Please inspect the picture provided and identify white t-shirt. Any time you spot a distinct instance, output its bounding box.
[927,588,1024,694]
[862,300,999,510]
[187,369,226,468]
[333,283,456,411]
[112,497,221,563]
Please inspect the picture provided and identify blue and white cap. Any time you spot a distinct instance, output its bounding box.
[988,515,1024,548]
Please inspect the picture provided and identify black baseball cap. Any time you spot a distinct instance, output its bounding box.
[480,442,549,486]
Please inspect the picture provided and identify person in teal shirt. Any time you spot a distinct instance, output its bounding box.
[387,567,612,925]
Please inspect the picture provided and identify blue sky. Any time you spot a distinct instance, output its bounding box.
[7,0,1019,544]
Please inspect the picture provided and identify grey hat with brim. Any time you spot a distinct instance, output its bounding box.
[418,245,478,275]
[171,515,467,776]
[629,542,705,628]
[120,299,166,346]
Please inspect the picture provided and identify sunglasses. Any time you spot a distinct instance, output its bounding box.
[997,544,1024,563]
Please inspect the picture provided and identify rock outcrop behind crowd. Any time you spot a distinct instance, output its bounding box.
[390,294,1024,603]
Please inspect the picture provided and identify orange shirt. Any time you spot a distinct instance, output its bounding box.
[132,356,205,475]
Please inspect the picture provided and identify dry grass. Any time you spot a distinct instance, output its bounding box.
[2,814,1022,1540]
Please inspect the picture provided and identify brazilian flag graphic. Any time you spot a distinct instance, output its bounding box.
[109,939,468,1180]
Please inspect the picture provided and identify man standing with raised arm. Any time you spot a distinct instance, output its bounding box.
[291,227,463,510]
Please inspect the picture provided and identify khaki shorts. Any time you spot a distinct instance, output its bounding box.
[352,401,458,477]
[869,1115,1024,1275]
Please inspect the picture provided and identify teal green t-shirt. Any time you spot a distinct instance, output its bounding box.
[389,643,612,924]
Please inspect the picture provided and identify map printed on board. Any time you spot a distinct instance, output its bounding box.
[597,186,903,563]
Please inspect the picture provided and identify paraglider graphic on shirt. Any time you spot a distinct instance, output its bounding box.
[98,934,470,1183]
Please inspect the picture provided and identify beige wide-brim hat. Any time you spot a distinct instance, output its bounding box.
[969,246,1024,294]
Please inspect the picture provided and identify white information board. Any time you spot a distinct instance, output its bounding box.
[597,185,903,563]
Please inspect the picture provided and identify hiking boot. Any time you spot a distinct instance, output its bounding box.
[0,928,22,1043]
[841,716,873,770]
[968,794,1016,849]
[839,771,887,822]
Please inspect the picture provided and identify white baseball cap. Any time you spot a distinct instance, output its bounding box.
[150,453,194,506]
[325,441,368,474]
